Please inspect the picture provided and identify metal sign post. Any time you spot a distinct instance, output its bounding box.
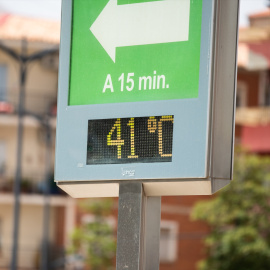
[116,182,161,270]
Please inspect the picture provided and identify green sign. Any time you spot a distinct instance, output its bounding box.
[69,0,202,106]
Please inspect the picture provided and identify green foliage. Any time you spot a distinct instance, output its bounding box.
[70,199,116,270]
[192,152,270,270]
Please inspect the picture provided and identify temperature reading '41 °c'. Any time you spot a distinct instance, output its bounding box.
[87,115,174,165]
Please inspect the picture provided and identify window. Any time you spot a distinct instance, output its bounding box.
[259,71,270,106]
[0,141,6,176]
[236,81,247,108]
[264,73,270,106]
[159,220,178,263]
[0,65,7,101]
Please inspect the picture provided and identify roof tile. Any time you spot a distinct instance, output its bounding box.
[0,13,60,44]
[249,9,270,19]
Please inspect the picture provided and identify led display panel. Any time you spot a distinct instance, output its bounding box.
[87,115,174,164]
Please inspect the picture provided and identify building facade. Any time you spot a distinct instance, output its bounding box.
[0,14,75,269]
[236,9,270,153]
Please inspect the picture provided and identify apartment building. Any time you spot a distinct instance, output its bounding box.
[236,9,270,153]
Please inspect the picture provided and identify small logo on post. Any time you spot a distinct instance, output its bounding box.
[121,168,135,177]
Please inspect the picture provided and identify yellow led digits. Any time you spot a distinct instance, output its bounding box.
[158,115,174,157]
[107,118,124,159]
[127,118,139,159]
[87,115,174,164]
[148,117,157,133]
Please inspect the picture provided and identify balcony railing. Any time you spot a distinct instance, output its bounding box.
[235,107,270,126]
[0,173,65,196]
[0,88,57,116]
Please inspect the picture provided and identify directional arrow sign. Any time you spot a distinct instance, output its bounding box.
[90,0,190,62]
[69,0,202,106]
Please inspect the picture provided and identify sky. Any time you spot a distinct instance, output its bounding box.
[0,0,268,26]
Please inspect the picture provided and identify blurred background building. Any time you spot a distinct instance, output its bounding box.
[0,4,269,270]
[0,14,75,269]
[236,9,270,152]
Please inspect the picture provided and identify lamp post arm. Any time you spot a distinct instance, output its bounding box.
[26,46,59,63]
[0,41,59,63]
[0,41,20,61]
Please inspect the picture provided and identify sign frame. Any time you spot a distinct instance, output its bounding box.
[55,0,239,197]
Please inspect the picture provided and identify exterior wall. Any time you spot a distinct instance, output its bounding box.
[0,120,55,185]
[236,71,260,144]
[160,196,210,270]
[54,207,65,247]
[250,17,270,28]
[0,124,17,178]
[0,204,12,268]
[24,59,58,114]
[0,48,58,115]
[0,204,56,269]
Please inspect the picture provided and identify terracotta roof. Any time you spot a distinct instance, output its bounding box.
[0,14,60,44]
[238,22,270,69]
[249,9,270,19]
[236,108,270,126]
[238,40,270,70]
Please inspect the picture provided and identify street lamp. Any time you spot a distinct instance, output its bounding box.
[0,40,58,270]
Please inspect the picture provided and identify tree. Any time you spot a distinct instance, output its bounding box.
[69,199,116,270]
[192,151,270,270]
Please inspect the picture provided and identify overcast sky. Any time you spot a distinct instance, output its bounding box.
[0,0,268,26]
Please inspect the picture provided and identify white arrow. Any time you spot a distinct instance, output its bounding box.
[90,0,190,62]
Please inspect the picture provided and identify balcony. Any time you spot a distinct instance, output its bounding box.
[235,107,270,126]
[0,89,57,116]
[235,107,270,153]
[0,173,65,196]
[0,90,57,129]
